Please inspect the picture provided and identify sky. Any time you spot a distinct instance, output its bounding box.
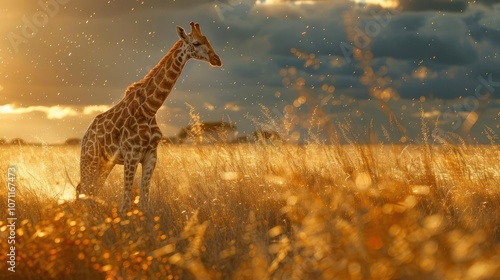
[0,0,499,144]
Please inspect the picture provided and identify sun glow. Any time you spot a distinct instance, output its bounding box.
[255,0,317,5]
[0,104,15,114]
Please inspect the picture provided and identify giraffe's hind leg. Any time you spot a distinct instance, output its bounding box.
[140,150,158,212]
[120,155,140,214]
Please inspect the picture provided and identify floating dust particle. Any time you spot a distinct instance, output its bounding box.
[424,215,443,230]
[268,226,283,238]
[101,265,112,272]
[78,253,85,260]
[265,174,285,185]
[412,185,430,195]
[355,172,372,190]
[220,171,240,181]
[287,196,298,206]
[404,195,418,208]
[366,235,384,250]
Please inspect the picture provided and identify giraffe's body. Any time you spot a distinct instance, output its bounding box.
[77,22,222,212]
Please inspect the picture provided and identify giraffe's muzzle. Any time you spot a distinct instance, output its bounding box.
[209,54,222,67]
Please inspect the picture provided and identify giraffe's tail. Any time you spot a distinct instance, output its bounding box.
[75,183,82,198]
[65,167,77,188]
[63,166,81,199]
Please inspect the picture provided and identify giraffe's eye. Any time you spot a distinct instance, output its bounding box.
[193,42,202,47]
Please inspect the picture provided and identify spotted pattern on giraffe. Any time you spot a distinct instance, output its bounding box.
[76,22,222,213]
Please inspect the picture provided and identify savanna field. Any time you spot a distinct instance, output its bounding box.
[3,1,500,280]
[0,140,499,279]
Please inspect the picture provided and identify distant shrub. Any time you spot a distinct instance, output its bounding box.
[10,138,27,145]
[65,138,82,145]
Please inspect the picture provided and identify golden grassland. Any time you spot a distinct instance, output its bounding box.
[0,142,499,279]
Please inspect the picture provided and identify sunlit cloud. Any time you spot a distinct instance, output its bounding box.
[0,104,78,119]
[351,0,399,9]
[45,106,79,119]
[255,0,319,5]
[83,105,112,115]
[0,104,111,119]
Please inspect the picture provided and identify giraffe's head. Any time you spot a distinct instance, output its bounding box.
[177,22,222,67]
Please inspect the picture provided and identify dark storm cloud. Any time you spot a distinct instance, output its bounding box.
[268,22,346,56]
[398,0,468,12]
[371,33,478,65]
[239,3,495,102]
[397,0,500,12]
[477,0,500,5]
[247,4,494,101]
[369,13,478,64]
[5,0,496,102]
[464,11,500,45]
[398,76,469,99]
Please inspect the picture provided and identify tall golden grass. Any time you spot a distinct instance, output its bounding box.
[0,140,499,279]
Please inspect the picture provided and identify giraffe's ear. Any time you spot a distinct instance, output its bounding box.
[176,26,189,42]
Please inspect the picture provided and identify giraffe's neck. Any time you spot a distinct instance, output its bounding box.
[127,40,190,117]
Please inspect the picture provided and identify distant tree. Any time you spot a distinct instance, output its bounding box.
[236,135,251,143]
[178,122,238,144]
[253,130,283,143]
[0,138,7,145]
[11,138,27,145]
[65,138,82,145]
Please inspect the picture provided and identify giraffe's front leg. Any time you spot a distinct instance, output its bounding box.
[140,150,157,213]
[120,156,139,214]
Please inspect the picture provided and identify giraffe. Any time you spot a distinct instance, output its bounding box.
[77,22,222,213]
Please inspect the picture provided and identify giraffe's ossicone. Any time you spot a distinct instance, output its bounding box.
[76,22,222,213]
